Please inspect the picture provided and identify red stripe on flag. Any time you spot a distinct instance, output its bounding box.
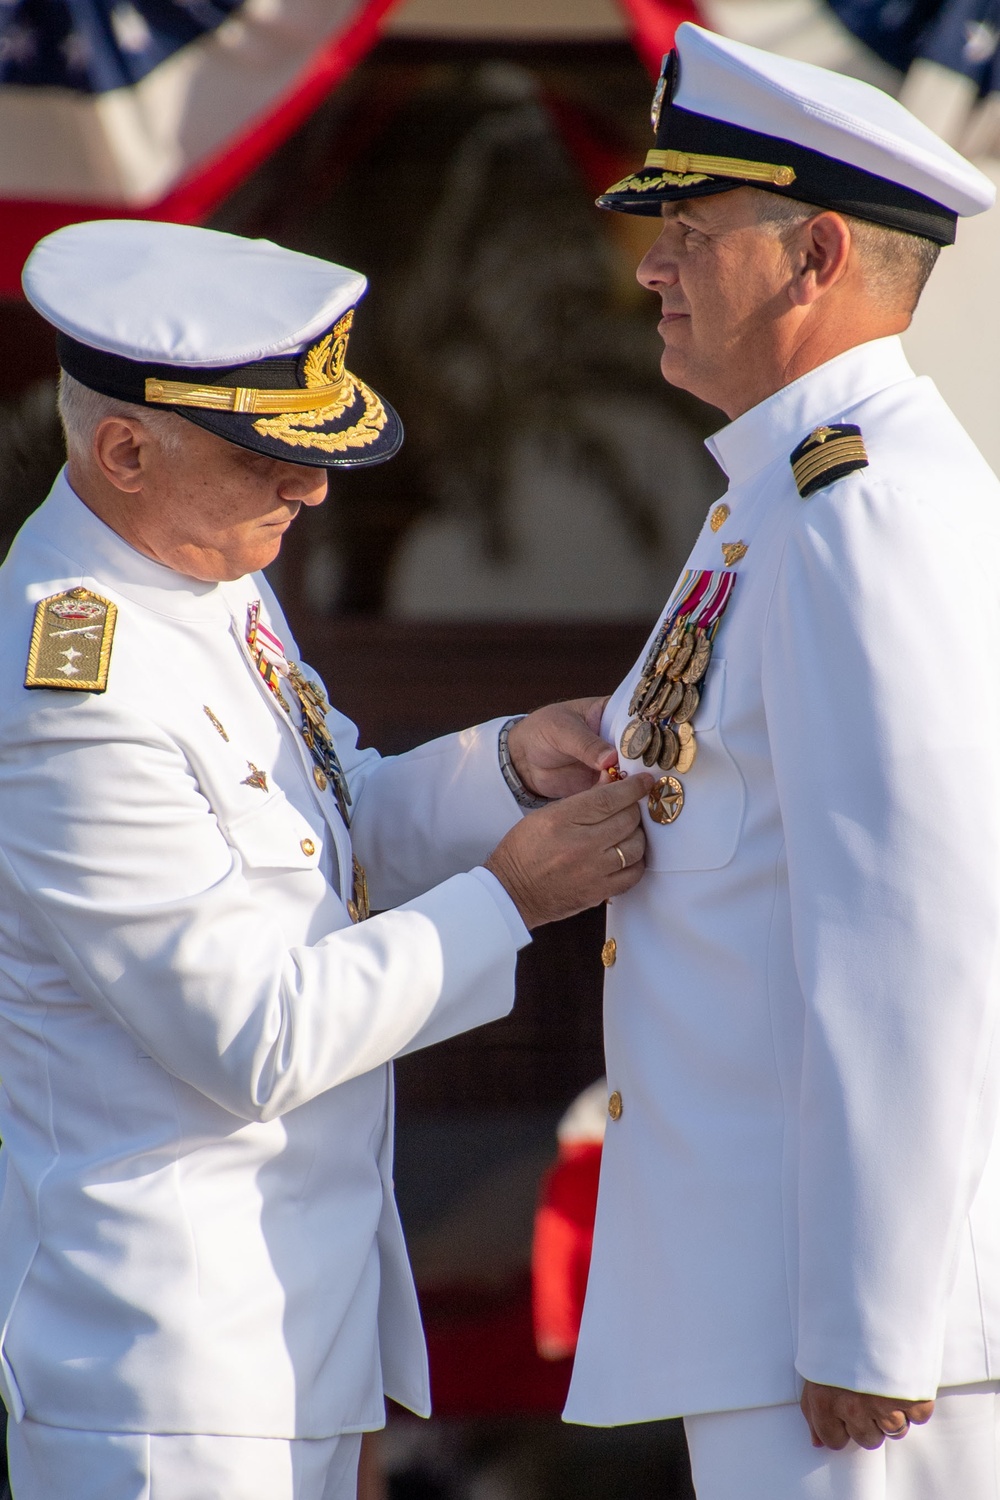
[0,0,401,299]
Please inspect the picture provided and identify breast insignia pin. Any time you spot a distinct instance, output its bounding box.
[721,541,748,568]
[25,587,117,692]
[710,504,730,533]
[241,763,268,791]
[203,705,229,741]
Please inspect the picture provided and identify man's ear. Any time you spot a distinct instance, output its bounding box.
[788,211,852,307]
[92,417,152,494]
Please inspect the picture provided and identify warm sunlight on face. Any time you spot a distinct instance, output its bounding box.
[636,188,797,416]
[87,419,329,582]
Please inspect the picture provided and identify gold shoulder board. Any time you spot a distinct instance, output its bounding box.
[25,587,117,692]
[790,424,868,499]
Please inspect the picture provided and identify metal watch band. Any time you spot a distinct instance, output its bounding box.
[498,717,550,811]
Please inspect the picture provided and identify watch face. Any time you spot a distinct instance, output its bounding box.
[651,72,667,134]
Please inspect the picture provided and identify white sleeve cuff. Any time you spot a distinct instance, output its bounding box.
[469,866,532,951]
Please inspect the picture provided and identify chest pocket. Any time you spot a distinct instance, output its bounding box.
[605,660,745,873]
[221,792,325,875]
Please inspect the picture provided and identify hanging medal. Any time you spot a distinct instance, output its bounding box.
[283,661,354,829]
[619,570,736,822]
[245,603,354,830]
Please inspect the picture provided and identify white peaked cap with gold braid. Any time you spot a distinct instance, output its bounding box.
[599,23,995,244]
[22,220,403,469]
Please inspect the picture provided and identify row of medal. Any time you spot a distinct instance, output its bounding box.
[615,568,737,826]
[620,613,712,775]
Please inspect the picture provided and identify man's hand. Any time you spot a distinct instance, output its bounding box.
[506,698,616,799]
[800,1380,935,1451]
[485,773,652,929]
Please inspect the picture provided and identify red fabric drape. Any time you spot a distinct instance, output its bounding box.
[0,0,400,298]
[617,0,701,77]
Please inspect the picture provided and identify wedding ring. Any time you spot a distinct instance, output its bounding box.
[613,844,627,871]
[883,1419,910,1439]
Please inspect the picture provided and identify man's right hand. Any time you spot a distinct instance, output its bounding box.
[485,773,653,930]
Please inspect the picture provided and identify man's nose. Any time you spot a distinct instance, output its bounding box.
[636,233,677,291]
[279,467,329,507]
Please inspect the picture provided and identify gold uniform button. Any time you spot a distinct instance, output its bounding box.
[313,766,328,792]
[601,938,617,968]
[608,1090,623,1121]
[300,838,316,857]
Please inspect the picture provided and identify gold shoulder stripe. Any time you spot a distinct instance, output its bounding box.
[790,424,869,499]
[25,587,117,692]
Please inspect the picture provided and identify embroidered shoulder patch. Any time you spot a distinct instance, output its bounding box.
[25,587,117,692]
[790,424,868,499]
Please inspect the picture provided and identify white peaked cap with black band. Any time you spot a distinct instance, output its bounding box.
[599,23,995,244]
[22,219,403,468]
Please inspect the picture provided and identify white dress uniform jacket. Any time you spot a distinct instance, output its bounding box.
[0,472,525,1438]
[566,337,1000,1424]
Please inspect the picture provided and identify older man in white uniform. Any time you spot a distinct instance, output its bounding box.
[562,23,1000,1500]
[0,222,650,1500]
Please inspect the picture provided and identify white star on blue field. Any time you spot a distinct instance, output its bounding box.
[0,0,245,93]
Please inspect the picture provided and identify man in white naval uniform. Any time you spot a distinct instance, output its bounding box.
[562,23,1000,1500]
[0,221,651,1500]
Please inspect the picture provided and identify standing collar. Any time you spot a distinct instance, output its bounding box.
[705,337,916,486]
[29,468,234,624]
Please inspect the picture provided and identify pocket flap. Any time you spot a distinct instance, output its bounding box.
[222,794,323,872]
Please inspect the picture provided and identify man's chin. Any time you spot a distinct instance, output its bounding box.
[210,533,287,582]
[659,348,698,396]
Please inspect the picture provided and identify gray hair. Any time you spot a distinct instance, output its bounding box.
[57,371,187,461]
[752,190,941,313]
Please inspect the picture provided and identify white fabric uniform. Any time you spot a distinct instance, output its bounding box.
[0,471,526,1445]
[684,1383,1000,1500]
[565,337,1000,1426]
[6,1423,363,1500]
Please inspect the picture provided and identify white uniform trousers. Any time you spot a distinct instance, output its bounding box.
[685,1382,1000,1500]
[6,1419,363,1500]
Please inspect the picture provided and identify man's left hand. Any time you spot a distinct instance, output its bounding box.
[506,698,616,799]
[801,1379,935,1451]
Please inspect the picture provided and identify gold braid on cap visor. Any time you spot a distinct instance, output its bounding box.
[144,311,357,415]
[609,149,797,192]
[143,377,344,414]
[141,312,388,455]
